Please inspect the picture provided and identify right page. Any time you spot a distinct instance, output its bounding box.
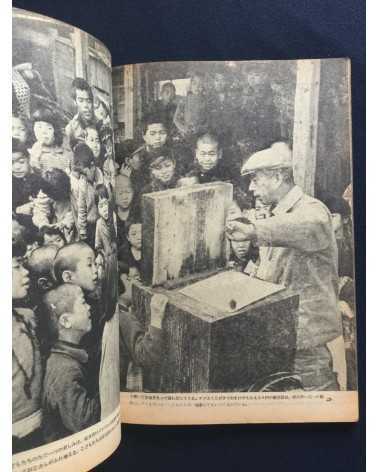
[113,59,358,424]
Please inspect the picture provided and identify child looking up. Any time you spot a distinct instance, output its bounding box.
[26,244,59,357]
[53,242,102,383]
[42,284,100,443]
[53,241,118,419]
[12,240,43,454]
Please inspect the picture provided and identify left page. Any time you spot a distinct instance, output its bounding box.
[12,8,120,471]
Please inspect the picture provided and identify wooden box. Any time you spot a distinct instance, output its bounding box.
[132,276,299,393]
[141,182,233,286]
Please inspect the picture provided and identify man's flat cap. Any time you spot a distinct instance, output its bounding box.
[241,142,293,176]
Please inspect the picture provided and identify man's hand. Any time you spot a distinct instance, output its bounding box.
[150,294,169,329]
[226,220,255,241]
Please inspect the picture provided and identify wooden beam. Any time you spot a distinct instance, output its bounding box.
[292,59,321,196]
[123,65,134,139]
[72,29,88,80]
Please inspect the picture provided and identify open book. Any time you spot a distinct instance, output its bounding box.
[12,8,358,471]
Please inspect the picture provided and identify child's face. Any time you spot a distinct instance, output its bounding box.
[75,89,93,120]
[12,257,30,300]
[195,141,221,172]
[70,246,98,293]
[33,121,55,146]
[230,239,251,260]
[94,102,108,122]
[44,233,65,249]
[151,159,175,184]
[115,177,134,209]
[127,224,142,250]
[143,123,167,150]
[12,153,30,179]
[98,197,109,220]
[85,128,101,158]
[190,75,204,95]
[254,198,271,219]
[12,117,28,144]
[70,288,92,334]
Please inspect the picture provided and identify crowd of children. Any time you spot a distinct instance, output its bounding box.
[12,76,118,453]
[12,66,357,452]
[115,71,356,393]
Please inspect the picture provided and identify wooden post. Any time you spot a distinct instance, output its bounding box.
[292,59,321,196]
[123,65,134,139]
[72,29,88,79]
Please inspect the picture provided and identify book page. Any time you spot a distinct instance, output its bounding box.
[113,59,358,425]
[12,8,120,471]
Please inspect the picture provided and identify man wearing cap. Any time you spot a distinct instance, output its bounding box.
[226,142,343,391]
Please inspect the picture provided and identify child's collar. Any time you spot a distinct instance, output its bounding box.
[51,340,88,364]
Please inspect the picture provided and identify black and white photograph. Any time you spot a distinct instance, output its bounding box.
[12,8,119,456]
[114,60,357,395]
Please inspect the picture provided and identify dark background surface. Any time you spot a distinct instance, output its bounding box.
[12,1,366,471]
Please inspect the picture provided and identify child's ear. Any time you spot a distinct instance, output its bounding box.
[61,270,73,283]
[59,313,72,329]
[37,277,53,292]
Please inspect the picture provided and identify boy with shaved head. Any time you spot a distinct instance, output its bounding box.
[42,284,100,443]
[185,132,239,185]
[53,241,119,417]
[53,242,102,381]
[53,241,99,293]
